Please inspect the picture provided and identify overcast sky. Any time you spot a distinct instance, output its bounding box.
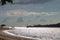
[0,0,60,26]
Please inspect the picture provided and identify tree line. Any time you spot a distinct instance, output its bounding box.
[27,23,60,27]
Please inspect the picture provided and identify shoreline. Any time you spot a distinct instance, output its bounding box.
[0,28,35,40]
[1,27,60,40]
[3,30,38,40]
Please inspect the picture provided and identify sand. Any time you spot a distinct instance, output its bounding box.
[0,28,33,40]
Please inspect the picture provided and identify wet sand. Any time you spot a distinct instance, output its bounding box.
[0,28,33,40]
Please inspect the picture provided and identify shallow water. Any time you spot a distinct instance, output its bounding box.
[8,28,60,40]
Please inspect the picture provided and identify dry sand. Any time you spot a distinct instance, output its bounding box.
[0,28,33,40]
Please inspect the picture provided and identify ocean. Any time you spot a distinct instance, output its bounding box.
[4,27,60,40]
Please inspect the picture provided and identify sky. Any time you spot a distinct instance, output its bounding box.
[0,0,60,26]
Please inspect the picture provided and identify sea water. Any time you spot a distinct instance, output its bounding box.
[7,27,60,40]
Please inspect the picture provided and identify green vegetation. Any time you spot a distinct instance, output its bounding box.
[1,0,13,5]
[0,24,6,28]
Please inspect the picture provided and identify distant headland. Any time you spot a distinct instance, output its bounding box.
[27,23,60,27]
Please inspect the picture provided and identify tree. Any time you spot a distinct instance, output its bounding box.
[6,0,13,4]
[1,0,6,5]
[1,0,13,5]
[0,24,6,28]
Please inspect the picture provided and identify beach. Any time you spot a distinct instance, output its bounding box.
[0,28,33,40]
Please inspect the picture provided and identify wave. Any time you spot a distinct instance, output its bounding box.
[3,30,39,40]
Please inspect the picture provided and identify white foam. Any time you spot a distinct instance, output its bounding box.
[3,30,39,40]
[14,27,27,29]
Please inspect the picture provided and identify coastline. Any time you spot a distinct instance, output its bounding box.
[0,28,35,40]
[3,30,39,40]
[1,27,59,40]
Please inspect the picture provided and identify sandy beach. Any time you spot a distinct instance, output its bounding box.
[0,28,33,40]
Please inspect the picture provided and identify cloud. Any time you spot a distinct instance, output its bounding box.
[17,17,24,23]
[6,10,57,16]
[2,18,9,23]
[14,0,53,4]
[0,9,59,26]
